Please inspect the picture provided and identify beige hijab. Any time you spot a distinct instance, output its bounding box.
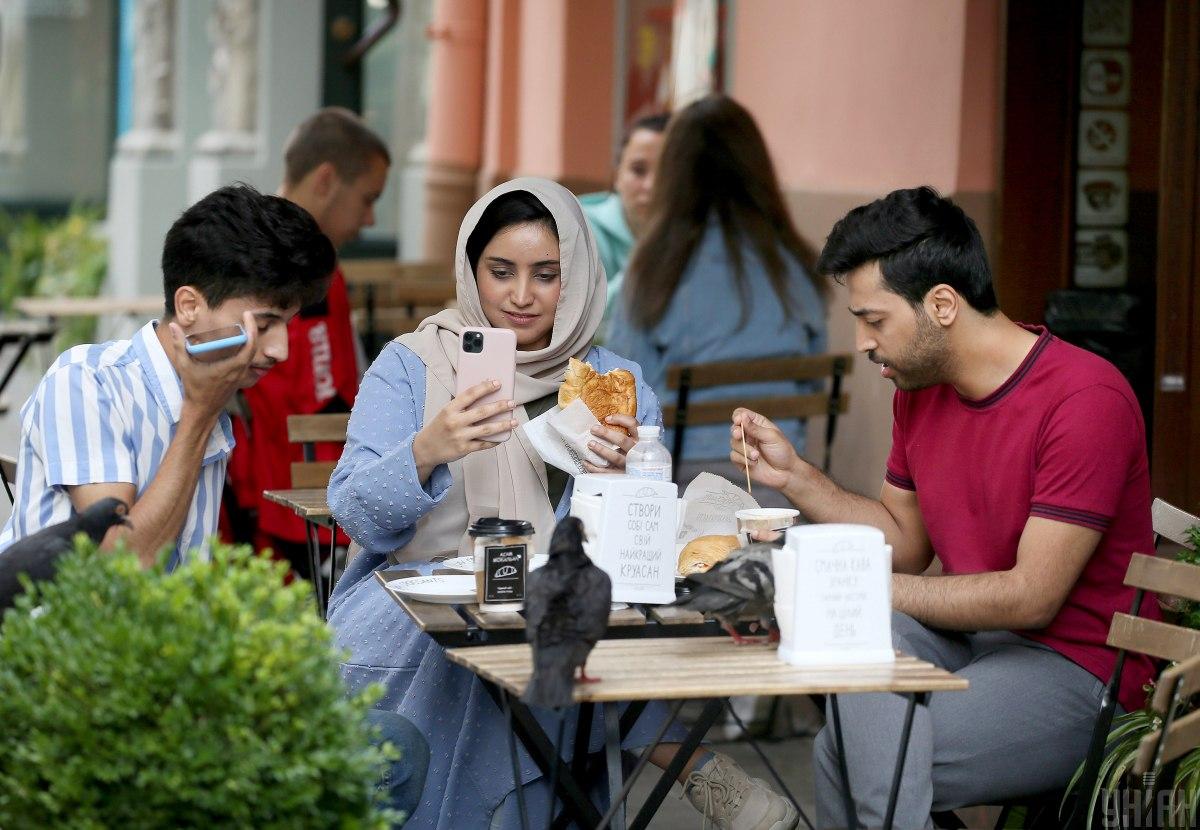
[393,178,606,561]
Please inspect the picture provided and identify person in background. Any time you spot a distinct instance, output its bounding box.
[0,185,334,567]
[579,112,668,335]
[224,107,390,581]
[607,94,827,505]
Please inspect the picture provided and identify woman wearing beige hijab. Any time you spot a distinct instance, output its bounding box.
[328,179,797,829]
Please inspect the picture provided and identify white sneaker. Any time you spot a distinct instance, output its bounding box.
[682,752,800,830]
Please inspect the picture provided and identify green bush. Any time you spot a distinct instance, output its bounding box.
[0,538,398,828]
[0,205,108,349]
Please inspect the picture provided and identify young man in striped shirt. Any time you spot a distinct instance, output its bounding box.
[0,184,335,567]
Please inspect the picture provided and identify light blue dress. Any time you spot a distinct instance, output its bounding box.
[328,341,685,829]
[607,219,827,462]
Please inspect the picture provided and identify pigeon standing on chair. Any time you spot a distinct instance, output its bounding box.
[522,516,611,709]
[673,543,777,644]
[0,498,131,610]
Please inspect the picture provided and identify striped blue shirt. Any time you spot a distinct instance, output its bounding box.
[0,321,234,566]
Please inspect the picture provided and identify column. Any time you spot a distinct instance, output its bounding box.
[107,0,186,297]
[421,0,487,264]
[188,0,323,203]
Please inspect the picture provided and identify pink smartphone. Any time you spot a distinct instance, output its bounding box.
[455,327,517,443]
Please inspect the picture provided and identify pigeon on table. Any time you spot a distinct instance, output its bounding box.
[673,543,777,644]
[521,516,612,709]
[0,498,131,610]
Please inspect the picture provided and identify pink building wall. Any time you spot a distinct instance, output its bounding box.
[730,0,1003,498]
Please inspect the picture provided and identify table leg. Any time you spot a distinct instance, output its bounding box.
[304,520,326,619]
[483,684,603,828]
[830,694,859,830]
[0,335,36,398]
[326,519,339,607]
[603,701,626,829]
[628,697,725,830]
[572,702,595,783]
[882,692,927,830]
[551,700,648,830]
[501,689,531,830]
[723,698,813,830]
[0,463,13,506]
[592,698,686,830]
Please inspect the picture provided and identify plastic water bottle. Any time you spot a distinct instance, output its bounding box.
[626,425,672,481]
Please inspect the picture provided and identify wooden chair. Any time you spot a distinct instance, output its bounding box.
[1130,653,1200,824]
[1063,498,1200,829]
[0,452,16,506]
[663,353,853,480]
[285,413,350,616]
[287,412,350,490]
[341,259,454,356]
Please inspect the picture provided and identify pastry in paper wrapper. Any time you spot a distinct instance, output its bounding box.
[522,399,611,475]
[558,358,637,434]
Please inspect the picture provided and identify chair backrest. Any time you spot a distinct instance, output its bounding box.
[286,413,350,489]
[340,258,449,286]
[1106,552,1200,662]
[341,259,455,355]
[1070,499,1200,828]
[662,353,854,475]
[1153,497,1199,549]
[0,452,16,506]
[1134,654,1200,776]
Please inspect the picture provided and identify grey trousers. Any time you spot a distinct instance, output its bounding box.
[814,611,1109,830]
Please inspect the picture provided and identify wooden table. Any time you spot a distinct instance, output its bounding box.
[447,637,968,830]
[13,295,163,319]
[262,487,337,617]
[377,566,736,650]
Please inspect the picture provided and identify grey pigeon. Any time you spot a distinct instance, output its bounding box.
[522,516,611,709]
[673,543,776,644]
[0,498,131,610]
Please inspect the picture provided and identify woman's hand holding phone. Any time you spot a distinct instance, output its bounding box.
[412,381,518,483]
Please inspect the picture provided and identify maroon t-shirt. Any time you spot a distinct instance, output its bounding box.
[885,325,1156,713]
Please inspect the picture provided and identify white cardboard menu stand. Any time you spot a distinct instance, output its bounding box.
[572,474,678,605]
[778,523,895,666]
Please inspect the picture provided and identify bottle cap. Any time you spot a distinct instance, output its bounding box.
[636,425,661,439]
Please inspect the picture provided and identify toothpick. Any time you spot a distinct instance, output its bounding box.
[741,430,753,496]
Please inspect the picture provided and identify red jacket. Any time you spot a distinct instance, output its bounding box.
[228,268,359,545]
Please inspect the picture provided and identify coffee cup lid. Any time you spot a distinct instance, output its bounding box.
[468,517,535,538]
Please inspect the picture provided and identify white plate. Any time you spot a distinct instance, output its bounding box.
[441,554,549,573]
[390,575,476,604]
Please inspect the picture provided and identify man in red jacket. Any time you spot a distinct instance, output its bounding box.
[225,107,389,580]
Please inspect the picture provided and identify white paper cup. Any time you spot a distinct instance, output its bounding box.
[736,507,800,533]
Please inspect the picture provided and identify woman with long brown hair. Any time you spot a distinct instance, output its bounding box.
[608,94,827,499]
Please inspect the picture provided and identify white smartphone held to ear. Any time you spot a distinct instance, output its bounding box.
[184,323,248,363]
[455,327,517,443]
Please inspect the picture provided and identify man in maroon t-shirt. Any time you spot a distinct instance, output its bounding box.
[731,187,1156,829]
[225,108,389,580]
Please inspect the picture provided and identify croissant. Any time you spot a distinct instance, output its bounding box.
[677,535,742,576]
[558,357,637,434]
